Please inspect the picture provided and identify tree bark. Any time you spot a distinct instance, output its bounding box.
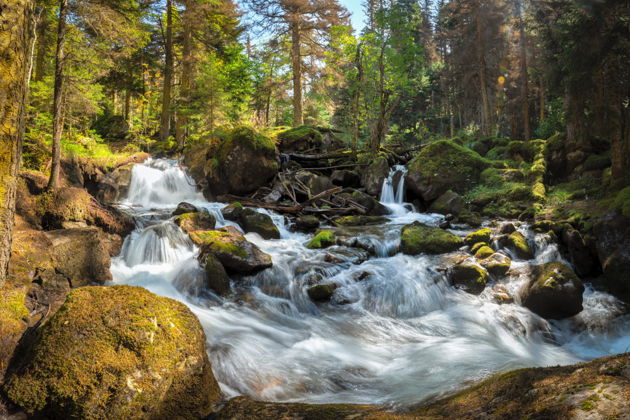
[516,0,530,140]
[176,2,193,148]
[160,0,174,142]
[0,0,34,286]
[475,10,492,137]
[47,0,68,191]
[124,89,131,122]
[33,7,48,82]
[290,20,303,127]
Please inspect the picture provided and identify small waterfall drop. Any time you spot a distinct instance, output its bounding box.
[380,165,408,204]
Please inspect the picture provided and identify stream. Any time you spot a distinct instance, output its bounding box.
[110,158,630,409]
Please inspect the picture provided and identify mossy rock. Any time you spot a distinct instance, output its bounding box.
[239,208,280,240]
[204,254,230,295]
[172,202,199,216]
[193,227,272,274]
[505,231,534,259]
[613,187,630,218]
[457,211,482,227]
[470,242,488,254]
[507,140,541,162]
[0,288,29,378]
[307,230,336,249]
[175,212,216,234]
[479,252,511,277]
[294,215,320,232]
[474,245,495,259]
[464,228,492,246]
[400,222,463,255]
[429,191,465,216]
[520,262,584,319]
[449,263,489,295]
[277,126,323,153]
[307,284,336,302]
[221,203,244,221]
[3,286,220,419]
[583,152,611,171]
[333,215,389,226]
[406,140,491,201]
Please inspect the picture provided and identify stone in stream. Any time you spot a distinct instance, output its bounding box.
[400,222,463,255]
[175,211,216,234]
[204,254,231,295]
[464,228,492,246]
[238,208,280,240]
[361,156,390,196]
[3,286,221,420]
[306,230,337,249]
[307,284,337,302]
[337,189,388,216]
[294,215,320,233]
[429,191,466,216]
[479,252,512,277]
[449,263,489,295]
[333,215,389,226]
[474,245,495,259]
[172,201,199,216]
[520,261,584,319]
[193,226,272,274]
[503,231,534,259]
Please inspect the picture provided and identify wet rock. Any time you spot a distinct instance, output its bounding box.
[3,286,220,420]
[361,156,390,196]
[238,208,280,240]
[479,252,512,277]
[175,212,216,234]
[439,220,452,229]
[340,189,389,216]
[429,191,466,216]
[333,215,389,226]
[204,254,230,295]
[449,263,489,295]
[492,284,514,304]
[406,140,490,201]
[474,245,494,259]
[330,170,361,188]
[504,231,534,259]
[470,242,488,254]
[594,213,630,302]
[456,211,482,227]
[172,202,199,216]
[306,230,336,249]
[499,222,516,234]
[307,284,337,302]
[294,215,320,232]
[96,163,135,203]
[221,202,244,221]
[464,228,492,246]
[400,222,463,255]
[520,262,584,319]
[194,226,272,274]
[562,228,597,278]
[354,271,372,281]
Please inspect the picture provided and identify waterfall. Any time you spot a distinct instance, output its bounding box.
[109,158,630,408]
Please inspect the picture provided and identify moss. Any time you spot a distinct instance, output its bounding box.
[3,286,220,419]
[464,228,491,246]
[231,202,243,209]
[532,182,546,201]
[0,288,29,376]
[486,145,508,160]
[306,230,336,249]
[333,215,389,226]
[190,230,248,258]
[450,264,489,294]
[474,246,495,259]
[583,153,611,171]
[534,261,579,289]
[506,231,534,259]
[470,242,488,254]
[175,212,216,233]
[277,126,323,147]
[401,222,464,255]
[507,141,540,162]
[613,187,630,218]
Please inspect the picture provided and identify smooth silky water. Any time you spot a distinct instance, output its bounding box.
[110,158,630,408]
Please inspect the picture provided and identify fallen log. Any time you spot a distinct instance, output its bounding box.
[220,186,343,214]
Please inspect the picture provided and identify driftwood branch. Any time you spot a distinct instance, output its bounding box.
[221,186,343,214]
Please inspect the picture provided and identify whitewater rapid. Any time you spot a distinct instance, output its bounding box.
[110,158,630,408]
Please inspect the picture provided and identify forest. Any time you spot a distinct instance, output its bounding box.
[0,0,629,419]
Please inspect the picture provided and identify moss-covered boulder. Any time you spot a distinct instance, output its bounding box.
[184,127,279,197]
[175,212,216,234]
[204,254,230,295]
[361,156,390,196]
[594,213,630,302]
[474,245,494,259]
[504,231,534,259]
[479,252,512,277]
[193,226,272,274]
[172,201,199,216]
[277,126,323,153]
[338,189,388,216]
[238,208,280,240]
[449,263,489,294]
[464,228,492,246]
[221,202,244,221]
[400,222,463,255]
[294,215,320,232]
[3,286,221,419]
[429,191,466,215]
[333,215,389,226]
[406,140,491,201]
[306,230,336,249]
[520,262,584,319]
[307,284,336,302]
[330,170,361,188]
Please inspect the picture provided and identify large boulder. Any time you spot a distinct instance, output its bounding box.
[449,263,489,295]
[294,215,320,233]
[277,126,323,153]
[520,262,584,319]
[400,222,463,255]
[3,286,221,419]
[361,156,390,196]
[173,202,199,216]
[594,213,630,302]
[204,254,231,295]
[337,189,388,216]
[429,191,466,215]
[184,127,279,197]
[238,208,280,240]
[406,140,490,201]
[194,226,272,274]
[479,252,511,277]
[503,231,534,259]
[175,212,216,234]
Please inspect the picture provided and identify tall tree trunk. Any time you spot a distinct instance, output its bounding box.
[0,0,34,286]
[160,0,174,142]
[516,0,530,140]
[47,0,68,191]
[353,44,363,150]
[124,89,131,122]
[176,3,193,148]
[475,12,492,136]
[539,76,545,124]
[290,20,303,127]
[33,7,48,82]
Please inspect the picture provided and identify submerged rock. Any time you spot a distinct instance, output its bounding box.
[520,262,584,319]
[400,222,463,255]
[175,212,216,234]
[194,227,272,274]
[307,284,336,302]
[449,263,489,295]
[3,286,221,419]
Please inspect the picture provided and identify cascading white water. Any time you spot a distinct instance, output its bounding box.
[110,158,630,408]
[380,165,408,204]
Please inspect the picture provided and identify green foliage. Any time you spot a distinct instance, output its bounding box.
[583,152,611,171]
[306,230,336,249]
